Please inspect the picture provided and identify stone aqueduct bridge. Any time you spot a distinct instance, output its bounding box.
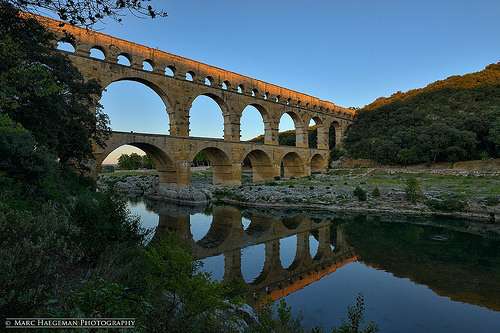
[153,204,357,304]
[39,15,355,188]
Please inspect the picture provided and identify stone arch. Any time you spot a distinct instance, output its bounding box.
[205,76,214,86]
[142,59,154,71]
[309,231,321,260]
[308,116,326,149]
[90,46,106,59]
[165,65,176,76]
[245,214,273,237]
[281,216,302,230]
[193,147,234,185]
[281,152,307,178]
[311,154,327,171]
[94,140,175,187]
[188,93,228,139]
[117,53,132,66]
[242,149,274,182]
[328,120,341,149]
[103,77,173,132]
[279,111,307,148]
[279,235,297,269]
[196,216,233,249]
[186,70,196,81]
[242,243,267,283]
[240,103,271,143]
[285,232,310,271]
[56,40,75,52]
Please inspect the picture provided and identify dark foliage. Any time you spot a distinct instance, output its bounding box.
[344,63,500,164]
[0,4,111,168]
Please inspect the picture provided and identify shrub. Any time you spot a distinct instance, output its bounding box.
[102,165,115,173]
[404,177,421,204]
[484,196,499,206]
[39,273,150,327]
[0,201,81,316]
[329,148,345,164]
[71,189,145,262]
[353,186,367,201]
[332,293,379,333]
[96,232,237,332]
[372,187,381,197]
[426,197,466,212]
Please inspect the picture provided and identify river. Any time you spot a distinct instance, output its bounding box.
[127,196,500,332]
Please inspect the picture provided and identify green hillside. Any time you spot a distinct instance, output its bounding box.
[344,62,500,165]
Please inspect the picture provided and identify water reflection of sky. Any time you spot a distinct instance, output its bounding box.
[128,200,500,333]
[284,261,500,333]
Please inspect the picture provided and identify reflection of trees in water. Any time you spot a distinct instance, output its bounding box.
[342,216,500,311]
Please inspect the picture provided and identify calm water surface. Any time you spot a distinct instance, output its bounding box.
[128,198,500,332]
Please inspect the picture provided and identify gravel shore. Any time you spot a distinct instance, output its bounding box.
[99,168,500,226]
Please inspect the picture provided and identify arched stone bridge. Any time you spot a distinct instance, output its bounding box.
[37,15,355,188]
[153,205,357,304]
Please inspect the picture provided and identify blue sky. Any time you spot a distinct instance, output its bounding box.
[58,0,500,163]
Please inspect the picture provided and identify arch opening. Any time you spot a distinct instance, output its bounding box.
[186,71,195,81]
[329,121,341,149]
[242,149,274,183]
[142,60,153,71]
[278,113,298,146]
[189,94,226,138]
[308,118,318,148]
[240,105,267,142]
[280,235,297,269]
[193,147,232,185]
[90,47,105,60]
[244,214,273,236]
[165,66,175,76]
[117,54,131,66]
[222,80,230,90]
[281,152,306,178]
[311,154,327,171]
[309,232,320,260]
[241,243,266,283]
[97,142,176,188]
[56,41,75,52]
[100,80,170,134]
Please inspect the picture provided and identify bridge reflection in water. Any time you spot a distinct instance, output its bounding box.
[151,203,356,305]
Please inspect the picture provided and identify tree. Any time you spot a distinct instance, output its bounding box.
[5,0,167,28]
[142,154,154,169]
[0,4,111,168]
[488,118,500,154]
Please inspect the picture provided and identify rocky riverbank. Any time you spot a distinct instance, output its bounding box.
[98,168,500,225]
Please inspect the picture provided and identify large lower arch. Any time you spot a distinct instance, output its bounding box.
[242,149,275,182]
[281,152,307,178]
[311,154,327,171]
[194,147,240,186]
[94,139,176,188]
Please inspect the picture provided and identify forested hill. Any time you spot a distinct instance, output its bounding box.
[344,62,500,165]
